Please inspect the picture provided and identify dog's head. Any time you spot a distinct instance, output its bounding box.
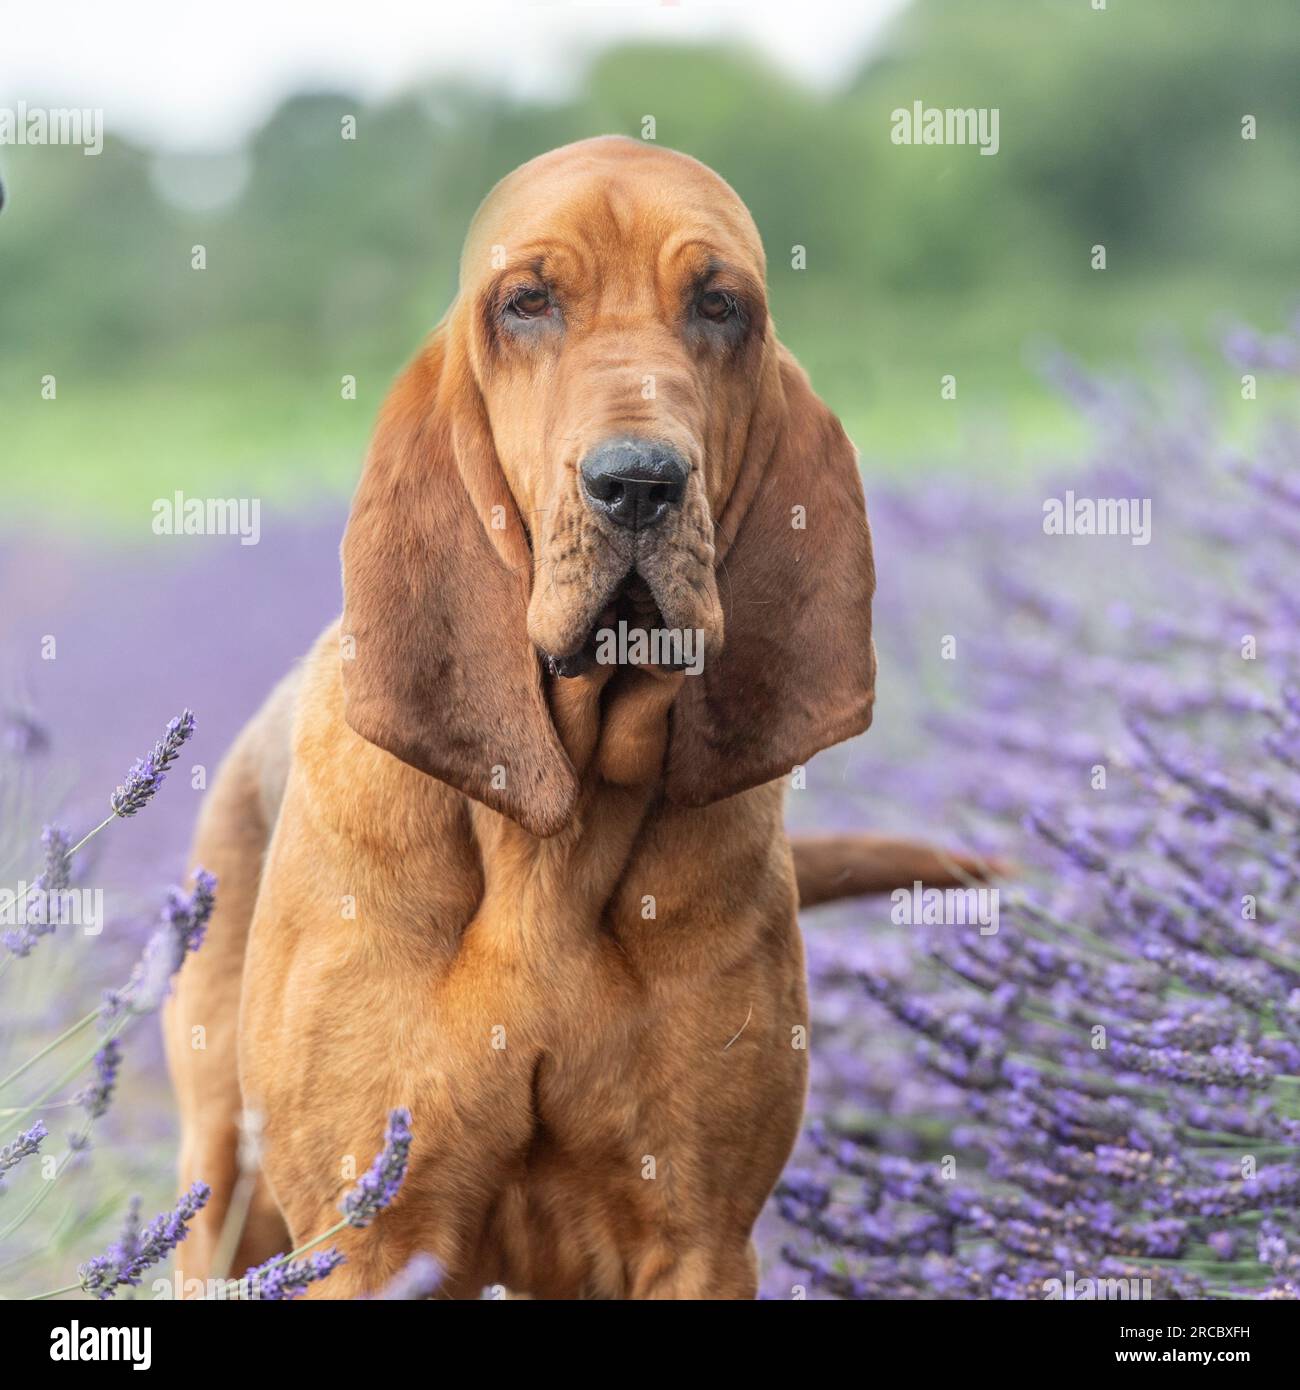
[341,137,875,836]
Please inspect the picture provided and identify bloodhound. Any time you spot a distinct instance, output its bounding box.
[163,136,991,1299]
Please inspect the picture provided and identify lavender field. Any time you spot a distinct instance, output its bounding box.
[3,326,1299,1300]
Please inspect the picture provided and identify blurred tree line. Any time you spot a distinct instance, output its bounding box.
[2,0,1297,520]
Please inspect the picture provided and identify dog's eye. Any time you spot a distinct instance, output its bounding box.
[507,288,551,320]
[697,290,734,323]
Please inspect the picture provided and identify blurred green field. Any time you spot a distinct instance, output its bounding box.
[2,0,1298,526]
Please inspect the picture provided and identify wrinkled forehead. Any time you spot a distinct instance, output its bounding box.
[459,140,766,292]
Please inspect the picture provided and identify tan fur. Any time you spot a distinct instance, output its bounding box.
[163,138,993,1299]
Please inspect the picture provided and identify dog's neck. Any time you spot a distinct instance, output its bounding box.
[308,624,789,966]
[462,681,789,969]
[463,665,697,946]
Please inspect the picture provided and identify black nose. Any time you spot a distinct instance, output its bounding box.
[579,439,689,530]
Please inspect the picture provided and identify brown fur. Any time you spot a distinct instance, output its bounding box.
[163,137,994,1299]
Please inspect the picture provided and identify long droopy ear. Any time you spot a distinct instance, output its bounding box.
[665,345,876,807]
[340,322,578,837]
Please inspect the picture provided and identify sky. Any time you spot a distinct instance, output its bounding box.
[0,0,910,151]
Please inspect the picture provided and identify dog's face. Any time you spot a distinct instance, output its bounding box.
[460,139,769,670]
[341,136,876,836]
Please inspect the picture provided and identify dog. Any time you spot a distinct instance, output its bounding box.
[163,136,992,1299]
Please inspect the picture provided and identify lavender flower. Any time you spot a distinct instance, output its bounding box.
[0,1120,48,1175]
[116,1196,143,1266]
[109,710,195,818]
[78,1040,123,1120]
[0,921,50,959]
[78,1183,209,1298]
[2,825,74,958]
[101,869,216,1019]
[39,824,72,894]
[1109,1040,1275,1091]
[341,1107,413,1228]
[2,709,49,756]
[247,1248,345,1300]
[371,1252,443,1300]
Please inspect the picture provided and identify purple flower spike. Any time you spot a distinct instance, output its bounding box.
[39,825,72,894]
[2,825,75,959]
[78,1182,209,1298]
[372,1252,443,1300]
[116,1196,143,1268]
[2,919,52,959]
[2,709,49,756]
[101,869,216,1019]
[109,710,196,818]
[341,1107,413,1228]
[78,1039,124,1120]
[0,1120,48,1174]
[247,1248,345,1300]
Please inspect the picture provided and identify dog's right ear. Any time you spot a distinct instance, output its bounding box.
[339,320,578,837]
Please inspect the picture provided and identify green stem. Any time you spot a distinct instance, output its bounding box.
[2,1015,127,1135]
[6,813,115,909]
[1139,1257,1266,1272]
[1007,894,1139,963]
[0,1099,81,1117]
[1136,880,1300,976]
[0,1117,93,1245]
[283,1219,348,1264]
[25,1281,84,1301]
[210,1170,257,1284]
[209,1217,352,1299]
[61,814,118,866]
[0,1007,100,1093]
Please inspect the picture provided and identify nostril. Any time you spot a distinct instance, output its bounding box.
[649,478,684,506]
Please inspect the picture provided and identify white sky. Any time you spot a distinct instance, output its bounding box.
[0,0,910,151]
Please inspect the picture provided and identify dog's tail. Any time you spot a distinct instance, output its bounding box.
[790,833,1007,909]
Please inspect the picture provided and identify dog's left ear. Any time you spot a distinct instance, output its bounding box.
[665,347,876,807]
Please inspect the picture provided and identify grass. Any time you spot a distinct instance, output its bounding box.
[4,273,1296,531]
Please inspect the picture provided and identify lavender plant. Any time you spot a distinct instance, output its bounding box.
[341,1107,414,1229]
[244,1248,346,1301]
[0,705,418,1301]
[0,714,215,1293]
[776,322,1300,1300]
[0,1121,47,1177]
[72,1184,210,1300]
[220,1106,414,1300]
